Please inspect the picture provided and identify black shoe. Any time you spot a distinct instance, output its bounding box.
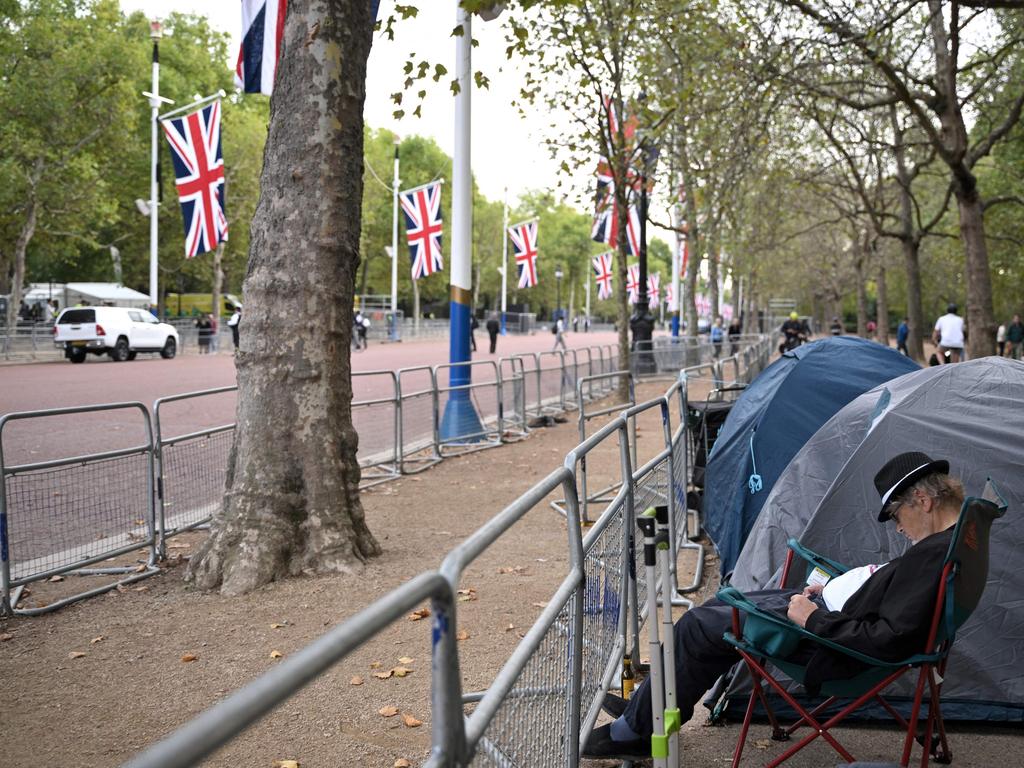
[581,723,650,761]
[602,692,629,718]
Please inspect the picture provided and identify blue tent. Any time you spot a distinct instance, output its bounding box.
[703,336,920,577]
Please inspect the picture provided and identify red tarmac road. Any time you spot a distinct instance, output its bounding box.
[0,330,621,466]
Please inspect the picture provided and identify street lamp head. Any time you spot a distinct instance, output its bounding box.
[555,268,564,280]
[150,19,162,40]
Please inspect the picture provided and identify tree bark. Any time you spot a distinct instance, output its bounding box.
[854,238,868,337]
[186,0,381,596]
[8,162,42,330]
[955,186,996,358]
[708,228,720,320]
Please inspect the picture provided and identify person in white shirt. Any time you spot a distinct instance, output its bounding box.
[227,305,241,351]
[932,303,965,363]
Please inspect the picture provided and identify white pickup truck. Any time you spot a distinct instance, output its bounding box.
[53,306,179,363]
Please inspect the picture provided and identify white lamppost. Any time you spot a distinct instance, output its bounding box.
[390,135,401,341]
[141,19,173,311]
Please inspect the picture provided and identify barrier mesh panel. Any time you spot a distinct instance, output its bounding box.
[161,431,231,535]
[632,457,671,618]
[470,598,576,767]
[353,399,398,470]
[399,390,435,460]
[5,451,151,581]
[579,500,626,718]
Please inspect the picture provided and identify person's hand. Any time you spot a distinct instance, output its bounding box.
[788,594,819,627]
[802,583,823,598]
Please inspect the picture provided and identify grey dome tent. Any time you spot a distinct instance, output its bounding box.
[730,356,1024,721]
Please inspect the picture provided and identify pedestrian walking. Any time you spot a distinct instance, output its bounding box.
[228,304,241,352]
[727,317,741,356]
[710,316,724,358]
[996,323,1007,357]
[470,314,478,352]
[897,317,909,356]
[933,303,965,363]
[1008,314,1023,360]
[552,314,567,352]
[486,312,500,354]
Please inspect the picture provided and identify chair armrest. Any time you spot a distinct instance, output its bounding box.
[787,538,850,578]
[716,586,918,669]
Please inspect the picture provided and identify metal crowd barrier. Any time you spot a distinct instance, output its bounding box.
[123,571,457,768]
[440,468,585,766]
[396,365,442,474]
[434,360,504,457]
[497,356,529,440]
[121,334,771,767]
[153,386,237,551]
[352,370,401,487]
[536,350,568,415]
[0,402,158,615]
[506,352,542,418]
[550,371,636,523]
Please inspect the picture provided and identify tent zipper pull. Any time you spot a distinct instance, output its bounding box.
[748,432,763,494]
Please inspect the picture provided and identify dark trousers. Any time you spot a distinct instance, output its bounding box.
[488,330,498,353]
[623,590,801,736]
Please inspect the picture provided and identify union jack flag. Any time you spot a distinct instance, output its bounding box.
[400,180,444,280]
[592,200,640,258]
[592,251,613,300]
[665,282,675,310]
[647,273,660,305]
[508,219,539,288]
[161,101,228,258]
[626,264,640,304]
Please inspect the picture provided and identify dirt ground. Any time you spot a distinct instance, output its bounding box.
[1,379,1019,768]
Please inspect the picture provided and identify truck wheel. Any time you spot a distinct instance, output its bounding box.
[69,347,87,364]
[160,337,177,359]
[127,351,138,361]
[111,337,130,362]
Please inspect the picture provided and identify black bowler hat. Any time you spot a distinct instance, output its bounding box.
[874,452,950,522]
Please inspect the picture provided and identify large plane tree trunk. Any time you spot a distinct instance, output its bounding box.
[187,0,381,595]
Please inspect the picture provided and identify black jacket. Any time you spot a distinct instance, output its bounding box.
[803,527,953,692]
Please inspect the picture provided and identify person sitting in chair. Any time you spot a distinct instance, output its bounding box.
[584,451,964,760]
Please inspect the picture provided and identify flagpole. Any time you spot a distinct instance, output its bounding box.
[500,186,508,335]
[159,90,227,121]
[390,136,400,341]
[585,268,591,331]
[147,21,162,311]
[439,3,484,444]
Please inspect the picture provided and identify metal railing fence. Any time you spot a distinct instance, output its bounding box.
[0,402,158,615]
[153,386,237,550]
[396,365,442,474]
[434,360,504,457]
[352,370,401,487]
[120,334,772,768]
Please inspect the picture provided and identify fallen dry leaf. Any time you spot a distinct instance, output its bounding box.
[181,653,198,663]
[455,630,470,641]
[90,636,104,644]
[272,761,300,768]
[349,676,364,686]
[0,633,12,642]
[270,650,283,659]
[401,712,423,728]
[394,760,412,768]
[167,541,190,549]
[457,588,477,602]
[134,564,148,573]
[397,656,415,665]
[134,585,149,592]
[497,566,529,575]
[49,575,64,583]
[391,666,412,678]
[408,608,430,621]
[531,602,547,608]
[68,651,86,659]
[504,624,515,632]
[373,670,393,680]
[370,661,383,669]
[755,739,771,750]
[378,705,399,717]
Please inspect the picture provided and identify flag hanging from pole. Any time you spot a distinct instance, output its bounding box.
[160,100,228,258]
[592,251,613,300]
[236,0,288,95]
[647,273,660,305]
[679,237,689,276]
[400,180,444,280]
[626,264,640,305]
[665,282,675,311]
[508,219,539,288]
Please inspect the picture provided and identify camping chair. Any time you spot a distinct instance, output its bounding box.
[688,384,745,492]
[716,480,1007,768]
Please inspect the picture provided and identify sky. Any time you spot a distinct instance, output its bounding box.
[119,1,574,208]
